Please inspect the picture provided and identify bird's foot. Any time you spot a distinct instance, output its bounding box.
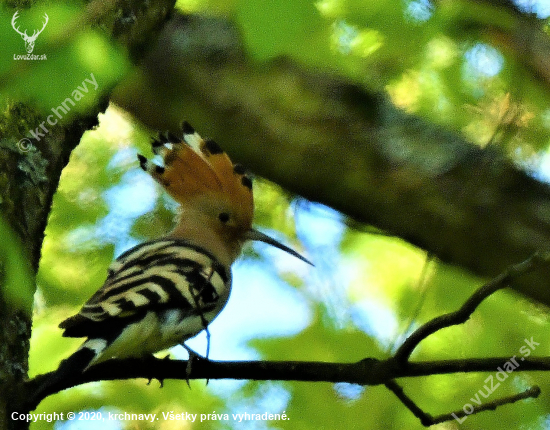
[181,344,209,387]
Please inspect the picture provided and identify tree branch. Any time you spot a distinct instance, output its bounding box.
[430,386,541,424]
[394,251,550,362]
[386,379,540,426]
[20,252,550,426]
[21,355,550,419]
[112,13,550,309]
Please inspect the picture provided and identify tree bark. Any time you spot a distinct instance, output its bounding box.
[0,0,175,427]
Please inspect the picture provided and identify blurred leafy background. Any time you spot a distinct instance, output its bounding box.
[2,0,550,429]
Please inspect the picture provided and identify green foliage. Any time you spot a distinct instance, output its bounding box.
[179,0,550,157]
[0,2,129,121]
[235,0,331,64]
[11,0,550,429]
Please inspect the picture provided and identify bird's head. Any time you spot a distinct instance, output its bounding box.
[138,122,312,268]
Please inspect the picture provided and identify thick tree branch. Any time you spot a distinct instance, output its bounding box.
[113,13,550,308]
[21,355,549,421]
[21,252,550,426]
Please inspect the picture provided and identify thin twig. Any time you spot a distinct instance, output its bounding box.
[429,386,540,425]
[387,379,540,427]
[390,253,434,353]
[394,252,550,362]
[385,380,433,426]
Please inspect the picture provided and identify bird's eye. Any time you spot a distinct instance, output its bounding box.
[218,212,230,223]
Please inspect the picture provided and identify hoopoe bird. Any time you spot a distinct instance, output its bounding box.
[34,122,310,401]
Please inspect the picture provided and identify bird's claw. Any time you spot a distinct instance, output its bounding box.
[182,344,209,387]
[144,354,166,387]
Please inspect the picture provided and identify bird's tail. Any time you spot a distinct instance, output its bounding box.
[26,341,102,411]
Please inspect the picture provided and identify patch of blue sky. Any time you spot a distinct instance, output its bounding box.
[334,382,365,401]
[513,0,550,17]
[180,259,312,362]
[102,170,157,218]
[295,202,345,248]
[333,20,358,54]
[295,203,399,346]
[405,0,433,22]
[463,43,504,90]
[288,203,359,328]
[464,43,504,78]
[351,298,400,348]
[523,147,550,184]
[95,167,157,254]
[296,203,399,342]
[296,202,400,344]
[294,203,346,296]
[105,146,137,171]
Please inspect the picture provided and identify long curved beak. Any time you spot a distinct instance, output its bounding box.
[245,229,314,266]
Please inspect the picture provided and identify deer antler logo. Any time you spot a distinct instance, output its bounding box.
[12,11,48,54]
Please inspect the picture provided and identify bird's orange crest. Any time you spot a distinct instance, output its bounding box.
[138,122,254,231]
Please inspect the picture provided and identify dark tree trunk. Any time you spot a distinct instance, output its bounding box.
[0,0,176,427]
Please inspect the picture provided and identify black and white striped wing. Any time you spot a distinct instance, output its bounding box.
[60,239,231,343]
